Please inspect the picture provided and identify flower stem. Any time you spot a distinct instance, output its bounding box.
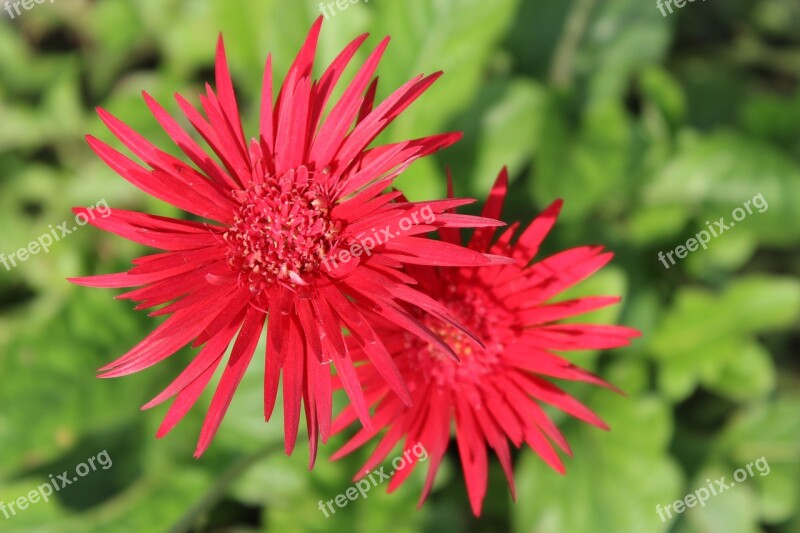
[549,0,597,89]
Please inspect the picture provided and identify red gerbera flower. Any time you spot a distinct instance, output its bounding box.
[70,18,509,462]
[331,168,641,515]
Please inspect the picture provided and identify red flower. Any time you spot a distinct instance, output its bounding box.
[70,18,509,461]
[331,168,641,515]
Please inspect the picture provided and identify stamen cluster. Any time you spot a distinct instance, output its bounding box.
[224,166,340,291]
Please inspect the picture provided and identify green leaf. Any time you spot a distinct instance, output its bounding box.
[705,341,775,401]
[713,394,800,524]
[627,204,689,246]
[470,80,548,192]
[644,131,800,247]
[649,276,798,401]
[638,65,686,129]
[513,392,683,533]
[679,463,761,533]
[651,276,800,356]
[531,97,633,218]
[577,0,672,102]
[370,0,522,199]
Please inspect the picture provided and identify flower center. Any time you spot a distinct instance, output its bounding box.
[223,166,340,292]
[402,285,509,389]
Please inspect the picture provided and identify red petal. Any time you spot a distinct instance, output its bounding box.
[282,313,305,455]
[85,135,232,222]
[454,399,488,516]
[214,35,246,149]
[383,238,513,267]
[142,91,237,190]
[468,167,508,251]
[73,207,224,252]
[145,304,244,411]
[195,307,265,457]
[264,285,291,420]
[309,37,390,167]
[510,199,563,263]
[517,296,621,325]
[259,53,275,169]
[309,32,367,126]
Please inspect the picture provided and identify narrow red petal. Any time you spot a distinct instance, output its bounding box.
[195,307,265,457]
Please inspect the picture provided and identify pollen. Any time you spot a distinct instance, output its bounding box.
[403,285,509,390]
[224,166,341,292]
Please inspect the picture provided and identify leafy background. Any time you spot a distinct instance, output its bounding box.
[0,0,799,531]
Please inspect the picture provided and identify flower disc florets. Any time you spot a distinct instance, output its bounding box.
[224,166,341,291]
[404,284,507,390]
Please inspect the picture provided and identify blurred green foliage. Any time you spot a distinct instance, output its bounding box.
[0,0,799,532]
